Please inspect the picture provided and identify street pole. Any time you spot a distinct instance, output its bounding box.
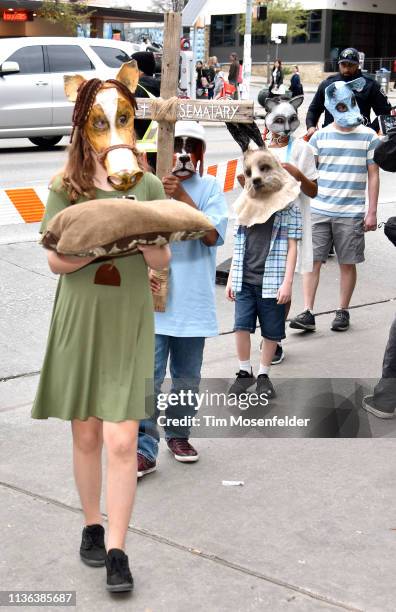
[243,0,253,100]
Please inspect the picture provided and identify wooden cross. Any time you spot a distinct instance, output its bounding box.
[145,11,254,311]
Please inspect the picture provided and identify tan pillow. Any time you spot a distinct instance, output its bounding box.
[40,198,214,257]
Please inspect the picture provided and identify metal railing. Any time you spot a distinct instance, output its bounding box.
[325,57,395,74]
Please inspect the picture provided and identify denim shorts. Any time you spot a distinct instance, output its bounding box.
[234,282,286,341]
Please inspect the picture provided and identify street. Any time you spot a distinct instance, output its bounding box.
[1,91,396,611]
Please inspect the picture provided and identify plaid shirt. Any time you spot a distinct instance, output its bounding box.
[232,204,302,298]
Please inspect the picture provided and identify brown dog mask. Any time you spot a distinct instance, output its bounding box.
[234,148,300,227]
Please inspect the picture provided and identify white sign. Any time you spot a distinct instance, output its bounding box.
[271,23,287,40]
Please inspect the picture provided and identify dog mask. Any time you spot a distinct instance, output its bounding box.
[264,96,304,137]
[172,137,204,180]
[324,77,365,128]
[234,148,300,227]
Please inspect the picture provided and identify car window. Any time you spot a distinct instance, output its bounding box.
[91,46,130,68]
[47,45,94,72]
[6,46,44,74]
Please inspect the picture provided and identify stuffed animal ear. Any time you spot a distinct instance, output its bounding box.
[264,97,281,112]
[226,123,250,152]
[289,95,304,110]
[64,75,86,102]
[347,76,366,93]
[115,60,140,94]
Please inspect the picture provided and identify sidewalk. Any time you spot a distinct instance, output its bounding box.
[1,189,396,610]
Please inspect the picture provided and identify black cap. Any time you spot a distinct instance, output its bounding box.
[131,51,156,77]
[338,48,360,65]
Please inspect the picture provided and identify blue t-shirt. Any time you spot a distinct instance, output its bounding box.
[154,174,228,337]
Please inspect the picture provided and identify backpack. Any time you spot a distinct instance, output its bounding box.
[382,217,396,246]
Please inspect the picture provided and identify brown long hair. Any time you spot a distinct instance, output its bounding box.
[60,78,145,204]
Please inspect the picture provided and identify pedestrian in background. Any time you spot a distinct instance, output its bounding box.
[196,60,205,98]
[206,56,216,100]
[269,59,284,96]
[228,52,240,99]
[306,47,391,136]
[289,66,303,97]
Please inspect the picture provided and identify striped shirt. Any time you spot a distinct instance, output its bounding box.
[232,204,302,299]
[309,124,379,218]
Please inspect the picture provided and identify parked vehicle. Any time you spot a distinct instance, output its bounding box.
[0,37,141,147]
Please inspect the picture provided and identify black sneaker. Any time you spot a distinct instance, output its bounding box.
[289,310,316,331]
[362,395,395,419]
[80,524,106,567]
[256,374,276,399]
[106,549,134,592]
[271,344,284,365]
[331,309,350,331]
[229,370,256,395]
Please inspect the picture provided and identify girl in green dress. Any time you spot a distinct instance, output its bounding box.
[32,68,170,593]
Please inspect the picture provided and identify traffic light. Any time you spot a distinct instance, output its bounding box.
[254,4,267,21]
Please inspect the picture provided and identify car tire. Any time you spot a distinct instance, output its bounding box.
[29,136,63,148]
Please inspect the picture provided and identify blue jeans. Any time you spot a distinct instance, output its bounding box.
[138,334,205,462]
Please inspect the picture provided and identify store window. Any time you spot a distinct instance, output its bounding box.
[292,10,322,44]
[46,45,94,72]
[6,46,44,74]
[210,15,237,47]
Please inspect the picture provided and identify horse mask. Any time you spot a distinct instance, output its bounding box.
[324,77,365,128]
[64,61,143,191]
[264,95,304,137]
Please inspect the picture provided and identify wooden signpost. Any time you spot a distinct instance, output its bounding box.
[148,10,254,311]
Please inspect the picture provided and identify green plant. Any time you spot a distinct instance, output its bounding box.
[38,0,93,34]
[239,0,308,40]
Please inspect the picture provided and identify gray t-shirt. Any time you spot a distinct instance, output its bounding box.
[243,215,275,286]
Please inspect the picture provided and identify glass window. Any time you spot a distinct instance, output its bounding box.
[91,46,130,68]
[210,15,237,47]
[292,10,322,44]
[47,45,94,72]
[6,46,44,74]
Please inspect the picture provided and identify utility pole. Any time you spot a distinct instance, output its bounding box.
[243,0,253,99]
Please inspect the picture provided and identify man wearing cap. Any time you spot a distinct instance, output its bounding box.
[306,47,391,136]
[131,51,160,171]
[137,121,228,477]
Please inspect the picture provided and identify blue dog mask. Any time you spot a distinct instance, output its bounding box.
[324,77,365,128]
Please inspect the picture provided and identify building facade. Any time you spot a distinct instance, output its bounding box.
[184,0,396,70]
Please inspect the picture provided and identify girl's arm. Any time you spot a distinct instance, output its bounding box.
[137,244,171,270]
[281,163,318,198]
[47,251,96,275]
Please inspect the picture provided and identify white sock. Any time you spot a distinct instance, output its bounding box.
[239,360,251,373]
[258,363,270,376]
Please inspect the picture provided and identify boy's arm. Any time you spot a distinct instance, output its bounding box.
[277,239,298,304]
[282,163,318,198]
[365,163,379,232]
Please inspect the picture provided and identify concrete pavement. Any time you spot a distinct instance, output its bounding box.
[1,194,396,611]
[1,127,396,609]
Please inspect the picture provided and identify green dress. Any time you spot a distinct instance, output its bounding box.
[32,173,165,422]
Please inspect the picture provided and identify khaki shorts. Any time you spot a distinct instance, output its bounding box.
[312,214,365,264]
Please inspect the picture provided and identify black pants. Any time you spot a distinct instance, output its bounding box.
[373,315,396,409]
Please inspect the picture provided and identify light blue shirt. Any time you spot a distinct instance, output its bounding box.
[154,174,228,337]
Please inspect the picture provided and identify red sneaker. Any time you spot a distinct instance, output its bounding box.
[137,453,157,478]
[167,438,199,463]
